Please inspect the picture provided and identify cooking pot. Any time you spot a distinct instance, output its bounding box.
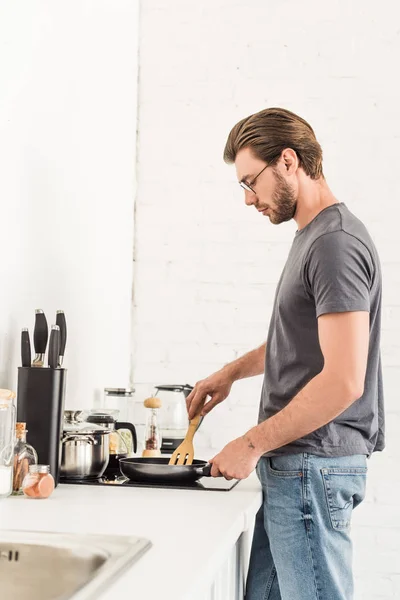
[60,429,110,480]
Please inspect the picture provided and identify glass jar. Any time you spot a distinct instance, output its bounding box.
[22,465,55,499]
[103,388,135,422]
[13,423,38,495]
[0,390,16,500]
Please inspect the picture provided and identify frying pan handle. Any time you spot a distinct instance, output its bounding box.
[196,463,212,477]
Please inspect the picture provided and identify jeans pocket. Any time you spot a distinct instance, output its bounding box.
[267,456,303,478]
[321,466,368,530]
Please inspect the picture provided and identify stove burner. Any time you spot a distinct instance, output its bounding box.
[60,475,239,492]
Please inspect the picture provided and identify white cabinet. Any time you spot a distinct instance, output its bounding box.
[195,520,255,600]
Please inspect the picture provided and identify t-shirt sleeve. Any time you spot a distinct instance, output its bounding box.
[303,230,374,318]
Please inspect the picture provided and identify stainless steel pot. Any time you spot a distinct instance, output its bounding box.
[60,430,110,480]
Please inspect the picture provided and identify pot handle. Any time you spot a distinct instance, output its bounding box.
[62,433,96,445]
[115,422,138,454]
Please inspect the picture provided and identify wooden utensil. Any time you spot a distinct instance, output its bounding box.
[168,414,202,466]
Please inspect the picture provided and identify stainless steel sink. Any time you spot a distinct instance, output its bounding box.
[0,530,151,600]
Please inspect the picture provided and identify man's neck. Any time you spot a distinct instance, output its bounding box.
[294,177,339,231]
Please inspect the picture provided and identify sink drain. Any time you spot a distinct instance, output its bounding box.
[0,550,19,562]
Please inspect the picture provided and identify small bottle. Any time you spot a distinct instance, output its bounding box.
[12,423,38,495]
[143,397,162,457]
[22,465,55,499]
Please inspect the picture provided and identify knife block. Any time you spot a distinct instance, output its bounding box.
[17,367,67,486]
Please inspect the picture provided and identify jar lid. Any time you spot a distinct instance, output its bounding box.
[86,413,116,425]
[29,464,50,474]
[0,388,16,400]
[104,388,135,396]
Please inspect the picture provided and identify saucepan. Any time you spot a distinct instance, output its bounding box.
[119,457,212,484]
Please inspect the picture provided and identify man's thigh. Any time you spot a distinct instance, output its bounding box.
[258,453,367,600]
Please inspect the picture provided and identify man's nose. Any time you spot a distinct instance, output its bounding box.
[244,190,257,206]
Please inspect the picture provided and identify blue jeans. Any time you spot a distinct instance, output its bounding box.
[245,453,368,600]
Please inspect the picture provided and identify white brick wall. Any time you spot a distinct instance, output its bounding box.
[132,2,400,597]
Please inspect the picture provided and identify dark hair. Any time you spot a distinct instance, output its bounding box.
[224,107,324,179]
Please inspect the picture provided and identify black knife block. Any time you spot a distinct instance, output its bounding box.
[17,367,67,486]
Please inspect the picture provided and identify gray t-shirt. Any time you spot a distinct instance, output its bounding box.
[259,202,384,458]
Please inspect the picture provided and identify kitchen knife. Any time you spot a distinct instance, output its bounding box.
[32,309,48,367]
[48,325,60,369]
[56,310,67,367]
[21,328,31,367]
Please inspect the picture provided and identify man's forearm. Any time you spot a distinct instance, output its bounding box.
[246,369,359,455]
[223,342,266,381]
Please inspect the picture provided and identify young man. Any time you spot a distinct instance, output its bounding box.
[186,108,384,600]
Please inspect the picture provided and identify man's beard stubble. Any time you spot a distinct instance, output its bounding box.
[269,168,297,225]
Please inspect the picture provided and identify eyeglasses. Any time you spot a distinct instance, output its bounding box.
[239,164,269,194]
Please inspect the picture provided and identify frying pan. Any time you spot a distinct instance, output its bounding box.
[119,457,212,484]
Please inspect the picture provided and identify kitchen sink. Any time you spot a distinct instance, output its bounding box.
[0,530,151,600]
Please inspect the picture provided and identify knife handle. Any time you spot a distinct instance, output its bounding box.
[21,328,31,367]
[48,325,60,369]
[56,310,67,366]
[33,309,48,354]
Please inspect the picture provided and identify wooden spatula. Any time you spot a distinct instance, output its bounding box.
[168,414,202,466]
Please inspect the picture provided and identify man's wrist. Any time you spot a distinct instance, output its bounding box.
[221,362,238,383]
[243,427,265,456]
[244,425,269,456]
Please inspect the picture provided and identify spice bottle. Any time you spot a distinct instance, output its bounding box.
[142,397,162,457]
[12,423,38,495]
[22,465,55,499]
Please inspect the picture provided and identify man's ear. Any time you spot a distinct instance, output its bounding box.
[282,148,298,175]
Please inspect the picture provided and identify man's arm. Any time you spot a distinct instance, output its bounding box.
[187,341,266,418]
[224,341,266,380]
[246,311,369,454]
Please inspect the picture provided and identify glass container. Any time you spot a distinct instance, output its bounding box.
[12,422,38,495]
[103,388,135,422]
[0,391,16,499]
[22,464,55,499]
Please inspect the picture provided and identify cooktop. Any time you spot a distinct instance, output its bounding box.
[61,475,239,492]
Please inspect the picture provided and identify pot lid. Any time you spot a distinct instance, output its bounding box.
[63,418,109,434]
[63,424,110,434]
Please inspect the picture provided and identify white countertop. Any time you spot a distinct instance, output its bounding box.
[0,470,262,600]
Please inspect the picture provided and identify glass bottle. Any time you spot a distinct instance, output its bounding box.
[12,422,38,495]
[143,397,161,457]
[22,464,55,499]
[0,390,16,500]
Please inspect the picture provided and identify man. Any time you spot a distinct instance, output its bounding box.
[186,108,384,600]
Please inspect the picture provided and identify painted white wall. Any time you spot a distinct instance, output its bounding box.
[0,1,139,407]
[133,2,400,597]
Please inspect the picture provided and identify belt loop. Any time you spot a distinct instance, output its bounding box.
[304,452,311,475]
